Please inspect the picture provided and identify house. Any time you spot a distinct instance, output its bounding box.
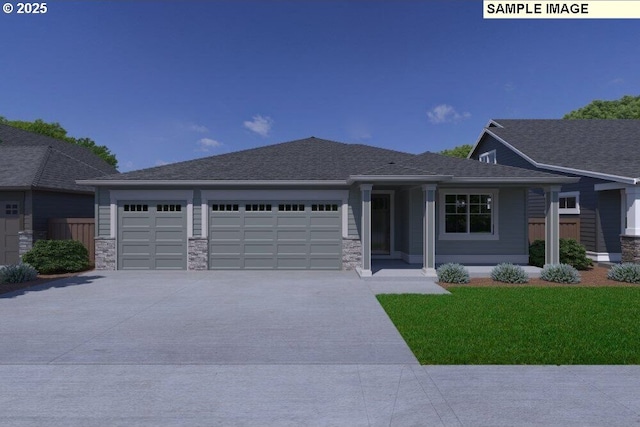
[78,137,575,275]
[469,119,640,264]
[0,124,118,265]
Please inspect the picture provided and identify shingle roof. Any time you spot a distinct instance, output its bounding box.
[94,137,415,181]
[487,119,640,180]
[0,124,118,191]
[87,136,569,185]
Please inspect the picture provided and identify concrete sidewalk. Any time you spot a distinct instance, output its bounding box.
[1,272,639,426]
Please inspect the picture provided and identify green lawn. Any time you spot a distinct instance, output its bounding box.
[377,287,640,364]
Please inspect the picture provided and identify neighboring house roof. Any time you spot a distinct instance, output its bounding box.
[472,119,640,184]
[0,124,118,192]
[80,136,574,187]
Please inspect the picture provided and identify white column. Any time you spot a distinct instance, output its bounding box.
[356,184,373,277]
[545,186,561,265]
[624,186,640,236]
[422,184,437,276]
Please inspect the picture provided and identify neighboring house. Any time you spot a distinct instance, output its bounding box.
[469,119,640,263]
[0,124,118,264]
[79,137,574,275]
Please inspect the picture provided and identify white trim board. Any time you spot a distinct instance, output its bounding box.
[586,251,622,263]
[436,254,529,264]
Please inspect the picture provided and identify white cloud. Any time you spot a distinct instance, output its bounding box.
[608,77,624,85]
[347,122,372,141]
[427,104,471,124]
[504,82,515,92]
[122,160,134,171]
[243,115,273,137]
[155,160,169,166]
[196,137,223,152]
[188,123,209,133]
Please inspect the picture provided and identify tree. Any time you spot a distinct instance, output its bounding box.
[564,95,640,119]
[440,144,473,158]
[0,116,118,168]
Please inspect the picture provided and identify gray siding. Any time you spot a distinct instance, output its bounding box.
[409,187,529,256]
[348,185,361,238]
[471,135,535,169]
[193,189,202,237]
[97,188,111,237]
[32,191,94,233]
[598,190,622,254]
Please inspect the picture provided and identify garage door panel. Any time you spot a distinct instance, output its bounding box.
[277,243,307,254]
[310,243,342,254]
[211,229,242,240]
[277,257,309,269]
[244,230,275,240]
[244,243,275,254]
[277,230,307,240]
[309,229,340,240]
[244,216,275,226]
[310,216,340,226]
[121,230,152,240]
[210,257,242,269]
[210,243,242,254]
[211,216,242,226]
[244,257,277,269]
[277,216,307,226]
[120,216,150,227]
[309,257,342,269]
[120,244,152,255]
[154,230,185,240]
[155,217,184,227]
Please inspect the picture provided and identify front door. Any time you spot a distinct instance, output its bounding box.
[371,194,391,255]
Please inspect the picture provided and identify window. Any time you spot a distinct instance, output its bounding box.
[4,203,18,215]
[311,204,338,212]
[479,150,497,164]
[157,204,182,212]
[440,191,498,240]
[123,204,148,212]
[558,192,580,214]
[211,204,239,212]
[278,204,305,212]
[246,204,272,212]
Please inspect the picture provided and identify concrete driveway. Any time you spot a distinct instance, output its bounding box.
[1,271,640,426]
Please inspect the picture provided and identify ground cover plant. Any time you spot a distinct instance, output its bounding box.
[377,287,640,364]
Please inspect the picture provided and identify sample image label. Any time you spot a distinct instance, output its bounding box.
[484,1,640,19]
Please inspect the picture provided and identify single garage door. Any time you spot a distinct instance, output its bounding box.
[0,202,20,265]
[118,201,187,270]
[209,201,342,270]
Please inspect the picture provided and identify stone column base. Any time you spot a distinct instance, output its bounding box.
[18,230,34,261]
[95,238,116,270]
[188,238,208,270]
[342,238,362,271]
[621,235,640,263]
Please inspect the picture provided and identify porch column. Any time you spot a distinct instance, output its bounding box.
[621,186,640,263]
[357,184,373,277]
[544,186,561,265]
[422,184,437,276]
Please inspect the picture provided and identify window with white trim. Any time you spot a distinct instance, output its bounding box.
[479,150,497,164]
[278,204,305,212]
[211,204,239,212]
[558,192,580,214]
[246,204,272,212]
[157,204,182,212]
[439,190,499,240]
[123,204,148,212]
[311,204,338,212]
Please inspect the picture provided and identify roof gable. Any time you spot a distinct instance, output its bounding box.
[478,119,640,182]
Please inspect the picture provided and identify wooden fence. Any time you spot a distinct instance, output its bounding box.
[48,218,95,263]
[529,218,580,243]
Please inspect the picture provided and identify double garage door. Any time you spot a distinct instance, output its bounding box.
[118,200,342,270]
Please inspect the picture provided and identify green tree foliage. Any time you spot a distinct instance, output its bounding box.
[564,95,640,119]
[440,143,473,158]
[0,116,118,168]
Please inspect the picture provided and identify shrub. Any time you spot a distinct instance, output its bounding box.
[437,263,470,284]
[607,263,640,284]
[0,263,38,284]
[490,263,529,284]
[528,239,592,270]
[22,240,90,274]
[540,263,581,284]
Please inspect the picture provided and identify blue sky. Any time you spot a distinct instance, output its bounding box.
[1,1,638,171]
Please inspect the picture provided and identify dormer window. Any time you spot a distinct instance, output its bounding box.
[479,150,497,164]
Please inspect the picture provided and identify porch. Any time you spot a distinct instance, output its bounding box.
[368,259,543,279]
